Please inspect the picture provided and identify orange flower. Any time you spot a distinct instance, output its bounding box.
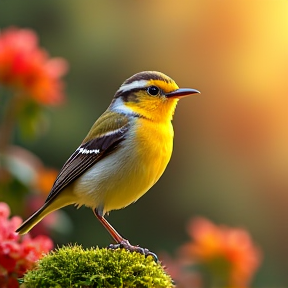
[34,168,58,196]
[0,27,68,105]
[182,217,261,287]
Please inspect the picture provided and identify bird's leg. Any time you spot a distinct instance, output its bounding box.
[93,209,124,243]
[93,209,158,262]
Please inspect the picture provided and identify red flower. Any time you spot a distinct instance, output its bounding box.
[0,202,53,288]
[0,27,68,105]
[182,217,261,287]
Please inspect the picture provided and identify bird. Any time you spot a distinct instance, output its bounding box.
[16,71,199,258]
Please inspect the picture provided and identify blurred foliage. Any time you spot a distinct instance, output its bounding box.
[1,0,288,286]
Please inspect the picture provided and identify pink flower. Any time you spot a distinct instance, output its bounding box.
[0,27,68,105]
[0,202,53,288]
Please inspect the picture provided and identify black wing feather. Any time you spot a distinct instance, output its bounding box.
[45,124,129,203]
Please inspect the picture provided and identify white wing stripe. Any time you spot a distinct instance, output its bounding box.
[78,148,100,154]
[102,127,125,137]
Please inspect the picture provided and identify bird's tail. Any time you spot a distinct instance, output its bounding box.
[16,190,76,235]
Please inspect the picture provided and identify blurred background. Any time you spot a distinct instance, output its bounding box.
[1,0,288,286]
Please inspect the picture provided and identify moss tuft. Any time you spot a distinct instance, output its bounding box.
[23,244,174,288]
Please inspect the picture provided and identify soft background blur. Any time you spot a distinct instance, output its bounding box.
[1,0,288,286]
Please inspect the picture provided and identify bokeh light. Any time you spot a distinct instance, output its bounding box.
[1,1,288,286]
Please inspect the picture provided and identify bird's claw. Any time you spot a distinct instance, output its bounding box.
[107,240,158,262]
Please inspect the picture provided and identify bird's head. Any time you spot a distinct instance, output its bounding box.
[110,71,200,122]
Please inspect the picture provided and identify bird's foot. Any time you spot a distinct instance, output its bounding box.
[107,239,158,262]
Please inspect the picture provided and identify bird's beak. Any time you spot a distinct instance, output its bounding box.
[165,88,200,99]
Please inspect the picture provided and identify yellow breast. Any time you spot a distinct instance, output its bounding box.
[100,117,174,213]
[134,117,174,185]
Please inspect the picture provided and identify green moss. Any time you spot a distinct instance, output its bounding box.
[23,245,174,288]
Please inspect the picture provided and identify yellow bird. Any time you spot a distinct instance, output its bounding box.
[16,71,199,257]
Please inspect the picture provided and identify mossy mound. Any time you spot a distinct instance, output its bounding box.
[22,244,174,288]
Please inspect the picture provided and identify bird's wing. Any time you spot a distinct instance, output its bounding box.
[45,121,130,203]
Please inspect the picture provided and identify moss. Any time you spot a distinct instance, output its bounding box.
[23,245,174,288]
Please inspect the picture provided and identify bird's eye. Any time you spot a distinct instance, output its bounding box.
[147,86,160,96]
